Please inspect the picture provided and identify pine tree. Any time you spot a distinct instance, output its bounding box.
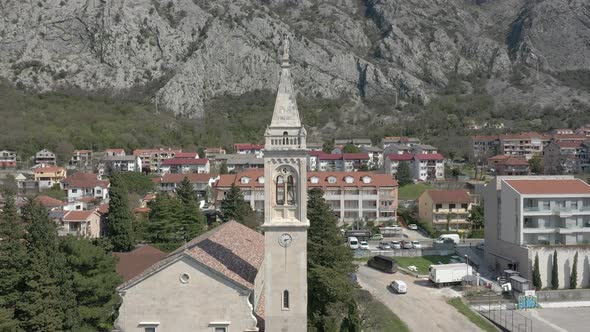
[551,250,559,289]
[175,179,206,241]
[220,183,259,229]
[396,161,413,186]
[219,161,229,175]
[107,173,135,251]
[176,177,196,206]
[16,200,79,331]
[0,192,26,326]
[61,237,122,331]
[570,252,578,289]
[147,193,184,248]
[533,253,542,290]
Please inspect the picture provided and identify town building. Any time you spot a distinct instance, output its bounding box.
[51,209,102,238]
[334,138,373,147]
[114,245,167,284]
[499,132,545,160]
[114,221,264,332]
[413,144,438,154]
[204,147,226,159]
[494,156,530,176]
[98,155,142,177]
[418,190,474,232]
[104,149,126,157]
[471,135,500,160]
[153,173,219,203]
[160,158,210,174]
[213,154,264,173]
[484,176,590,288]
[33,166,66,189]
[133,148,182,173]
[360,146,384,169]
[37,195,66,211]
[543,140,585,174]
[68,150,93,169]
[381,136,421,148]
[215,169,398,223]
[383,153,414,177]
[412,153,445,181]
[307,151,370,172]
[234,143,264,157]
[34,149,57,166]
[0,150,17,168]
[305,142,323,151]
[61,172,109,203]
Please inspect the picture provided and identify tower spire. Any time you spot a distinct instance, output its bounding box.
[269,36,301,128]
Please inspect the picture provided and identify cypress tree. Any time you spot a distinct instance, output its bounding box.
[107,173,135,251]
[176,177,197,206]
[551,250,559,289]
[570,252,578,289]
[16,200,79,331]
[0,192,26,325]
[220,183,259,229]
[176,177,207,241]
[533,253,542,290]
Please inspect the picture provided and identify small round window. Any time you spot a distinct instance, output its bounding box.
[179,273,190,284]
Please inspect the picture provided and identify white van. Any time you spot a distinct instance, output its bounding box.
[435,234,460,244]
[390,280,407,294]
[348,237,359,249]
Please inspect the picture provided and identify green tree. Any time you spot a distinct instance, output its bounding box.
[322,141,335,153]
[147,193,184,249]
[307,188,358,331]
[111,172,155,195]
[176,177,197,205]
[60,237,122,331]
[0,307,19,331]
[570,252,578,289]
[16,200,79,331]
[551,250,559,289]
[43,183,67,201]
[197,147,205,159]
[0,192,26,325]
[396,161,413,186]
[342,144,361,153]
[529,154,543,174]
[176,179,206,241]
[107,173,135,251]
[220,184,259,229]
[467,204,484,230]
[446,212,457,232]
[533,253,542,290]
[219,161,229,174]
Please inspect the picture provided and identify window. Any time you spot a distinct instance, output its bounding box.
[328,176,337,184]
[283,290,290,310]
[214,328,226,332]
[286,175,296,205]
[435,204,442,210]
[144,328,156,332]
[71,189,78,193]
[276,175,285,205]
[310,176,319,184]
[461,204,468,209]
[449,204,456,209]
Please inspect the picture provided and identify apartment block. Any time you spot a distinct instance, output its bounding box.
[133,148,181,173]
[214,169,398,224]
[69,150,93,169]
[307,152,370,172]
[484,176,590,288]
[0,150,17,168]
[418,190,474,232]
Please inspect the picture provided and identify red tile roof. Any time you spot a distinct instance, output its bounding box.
[386,153,414,161]
[34,166,65,173]
[105,149,125,154]
[414,153,444,161]
[488,154,511,161]
[500,132,544,140]
[133,148,181,156]
[37,195,65,208]
[158,173,218,184]
[552,134,587,141]
[63,210,97,221]
[424,189,472,203]
[161,158,208,166]
[97,203,109,214]
[497,157,529,166]
[63,172,109,188]
[504,179,590,195]
[342,153,370,160]
[114,245,167,282]
[174,152,199,158]
[556,141,583,149]
[73,149,92,154]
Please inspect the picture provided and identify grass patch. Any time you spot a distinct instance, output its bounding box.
[393,255,452,274]
[398,183,433,200]
[356,289,410,331]
[447,297,497,332]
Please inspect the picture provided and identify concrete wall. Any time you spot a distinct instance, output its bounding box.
[499,183,519,244]
[116,257,258,332]
[353,248,456,259]
[536,289,590,302]
[528,247,590,289]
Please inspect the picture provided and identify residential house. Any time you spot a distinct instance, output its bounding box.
[494,156,530,176]
[234,143,264,158]
[153,173,219,202]
[114,221,264,332]
[499,132,545,160]
[98,155,142,177]
[214,169,398,223]
[384,153,414,177]
[213,154,264,173]
[52,209,102,238]
[69,150,93,169]
[37,195,66,211]
[552,128,575,135]
[418,189,474,232]
[413,144,438,154]
[381,136,421,148]
[204,147,226,159]
[334,138,373,147]
[0,150,17,168]
[471,135,500,160]
[412,153,445,181]
[160,158,210,174]
[487,154,511,171]
[61,172,110,203]
[105,149,126,157]
[133,148,182,173]
[543,141,585,174]
[34,149,57,166]
[360,146,384,169]
[307,152,370,172]
[33,166,66,189]
[383,143,413,156]
[484,176,590,288]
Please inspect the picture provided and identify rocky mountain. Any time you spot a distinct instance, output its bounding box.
[1,0,589,117]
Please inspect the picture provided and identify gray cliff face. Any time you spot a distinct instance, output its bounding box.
[1,0,589,116]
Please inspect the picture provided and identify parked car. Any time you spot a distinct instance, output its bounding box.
[401,240,413,249]
[368,255,398,273]
[411,240,422,249]
[359,241,369,250]
[348,237,359,249]
[390,241,402,250]
[378,242,392,250]
[434,234,460,244]
[390,280,407,294]
[370,234,384,241]
[408,224,418,230]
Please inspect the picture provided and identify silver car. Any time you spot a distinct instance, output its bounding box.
[390,241,402,250]
[378,242,392,250]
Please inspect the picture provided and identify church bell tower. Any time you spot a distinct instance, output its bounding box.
[262,37,308,332]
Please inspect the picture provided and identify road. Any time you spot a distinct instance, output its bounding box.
[356,265,481,332]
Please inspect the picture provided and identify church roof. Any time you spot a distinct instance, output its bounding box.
[269,40,301,128]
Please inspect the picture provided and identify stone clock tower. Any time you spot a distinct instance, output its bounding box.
[262,38,308,332]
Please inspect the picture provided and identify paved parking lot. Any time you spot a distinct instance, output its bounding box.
[357,265,480,332]
[526,308,590,332]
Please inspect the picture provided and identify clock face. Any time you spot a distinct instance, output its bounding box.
[278,233,293,247]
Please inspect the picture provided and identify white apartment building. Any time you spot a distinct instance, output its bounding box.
[214,169,398,224]
[384,153,445,181]
[484,176,590,288]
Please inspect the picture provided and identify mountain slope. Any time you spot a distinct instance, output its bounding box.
[1,0,589,117]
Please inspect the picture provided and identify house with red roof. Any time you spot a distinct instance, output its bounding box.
[62,172,110,203]
[37,195,66,210]
[494,156,530,176]
[412,153,445,181]
[33,166,66,189]
[68,149,93,169]
[153,173,219,203]
[160,158,210,174]
[543,140,587,174]
[307,152,370,172]
[234,143,264,157]
[51,209,102,238]
[104,148,126,157]
[0,150,17,169]
[418,189,475,232]
[384,153,414,178]
[114,221,264,332]
[133,148,182,173]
